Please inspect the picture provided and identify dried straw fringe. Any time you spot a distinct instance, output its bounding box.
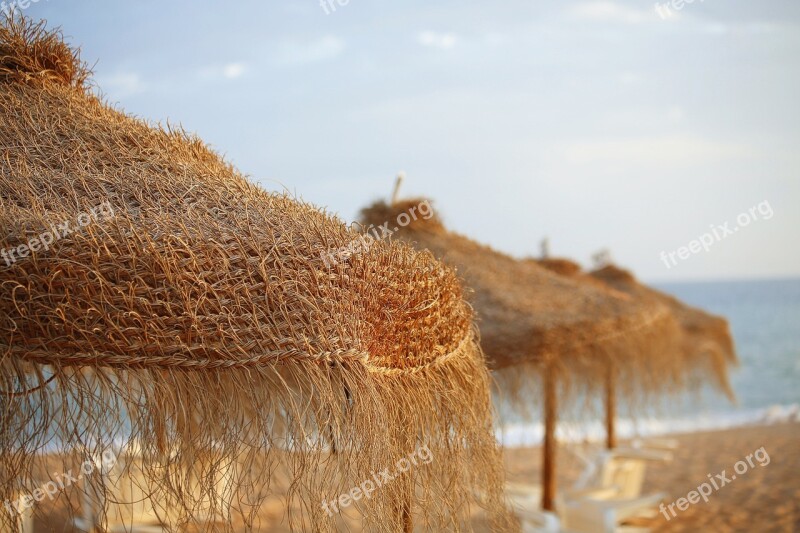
[2,337,510,532]
[1,18,514,532]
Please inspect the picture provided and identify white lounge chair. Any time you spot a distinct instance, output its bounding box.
[505,482,664,532]
[504,482,560,532]
[559,448,671,531]
[631,438,678,452]
[505,446,672,532]
[572,447,672,500]
[560,490,665,533]
[516,507,562,533]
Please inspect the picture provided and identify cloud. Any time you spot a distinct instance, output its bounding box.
[667,106,685,124]
[699,21,784,35]
[618,71,643,85]
[196,62,248,82]
[482,32,508,47]
[569,1,650,24]
[418,31,458,49]
[95,72,145,99]
[274,36,345,65]
[560,135,756,165]
[223,63,247,79]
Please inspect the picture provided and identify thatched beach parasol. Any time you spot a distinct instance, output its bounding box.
[359,196,683,511]
[0,19,512,532]
[589,264,738,401]
[533,257,737,451]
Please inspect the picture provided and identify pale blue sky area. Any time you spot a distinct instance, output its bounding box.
[18,0,800,281]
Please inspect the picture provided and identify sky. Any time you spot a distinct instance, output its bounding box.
[15,0,800,281]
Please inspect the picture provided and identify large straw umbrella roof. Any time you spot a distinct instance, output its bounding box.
[0,19,512,532]
[590,265,738,400]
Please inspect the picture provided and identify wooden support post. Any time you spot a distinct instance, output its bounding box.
[542,362,557,512]
[396,436,413,532]
[605,365,616,450]
[390,172,405,206]
[401,497,412,532]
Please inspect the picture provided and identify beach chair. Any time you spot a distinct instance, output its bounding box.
[503,480,663,533]
[504,482,561,532]
[1,492,34,533]
[557,448,670,531]
[559,490,665,533]
[630,438,678,452]
[516,507,562,533]
[570,447,672,500]
[505,445,670,532]
[475,481,561,532]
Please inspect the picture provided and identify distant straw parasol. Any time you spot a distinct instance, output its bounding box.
[0,19,512,532]
[360,194,683,511]
[533,257,737,452]
[589,264,738,401]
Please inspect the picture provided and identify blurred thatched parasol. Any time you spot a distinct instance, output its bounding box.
[533,257,737,454]
[589,265,738,401]
[0,19,512,532]
[360,195,683,511]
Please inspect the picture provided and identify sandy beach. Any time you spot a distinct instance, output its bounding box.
[23,422,797,531]
[499,422,800,532]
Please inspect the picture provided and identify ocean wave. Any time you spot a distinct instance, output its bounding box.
[497,403,800,447]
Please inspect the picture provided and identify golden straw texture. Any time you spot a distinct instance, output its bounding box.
[0,18,513,532]
[360,199,684,406]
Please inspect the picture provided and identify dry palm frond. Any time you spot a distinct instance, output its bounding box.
[0,18,513,532]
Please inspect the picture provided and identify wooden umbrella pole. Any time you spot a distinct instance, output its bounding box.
[394,467,413,532]
[396,432,413,532]
[390,172,405,206]
[542,361,557,511]
[605,363,617,450]
[401,496,412,533]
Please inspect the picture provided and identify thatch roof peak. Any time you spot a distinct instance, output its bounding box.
[533,257,583,277]
[359,198,445,233]
[592,264,637,284]
[0,17,90,90]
